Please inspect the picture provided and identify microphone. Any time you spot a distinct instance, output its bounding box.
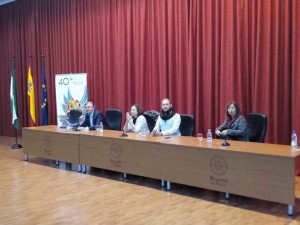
[221,134,230,146]
[120,129,128,137]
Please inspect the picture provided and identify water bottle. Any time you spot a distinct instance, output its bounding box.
[291,130,297,148]
[207,129,212,143]
[99,122,104,133]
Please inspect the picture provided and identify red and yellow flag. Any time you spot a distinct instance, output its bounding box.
[27,60,36,126]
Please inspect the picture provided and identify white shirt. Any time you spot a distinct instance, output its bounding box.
[124,115,149,133]
[153,113,181,136]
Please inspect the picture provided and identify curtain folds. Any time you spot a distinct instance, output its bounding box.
[0,0,299,144]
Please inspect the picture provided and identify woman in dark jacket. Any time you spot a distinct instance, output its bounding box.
[215,101,248,141]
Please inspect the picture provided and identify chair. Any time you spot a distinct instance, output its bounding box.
[143,110,159,132]
[69,109,82,124]
[69,109,82,131]
[105,109,122,130]
[246,112,267,143]
[179,114,195,136]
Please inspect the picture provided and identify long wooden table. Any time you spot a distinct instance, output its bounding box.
[22,125,300,215]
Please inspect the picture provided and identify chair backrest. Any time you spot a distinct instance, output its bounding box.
[69,109,82,125]
[105,109,122,130]
[179,114,195,136]
[246,112,267,143]
[143,110,159,132]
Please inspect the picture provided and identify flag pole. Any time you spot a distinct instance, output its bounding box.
[10,55,22,149]
[12,130,22,149]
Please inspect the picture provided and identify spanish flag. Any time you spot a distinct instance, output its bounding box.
[27,57,36,126]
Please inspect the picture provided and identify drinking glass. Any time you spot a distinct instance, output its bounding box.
[198,133,203,142]
[140,126,147,137]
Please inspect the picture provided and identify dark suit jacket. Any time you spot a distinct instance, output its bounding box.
[81,109,105,128]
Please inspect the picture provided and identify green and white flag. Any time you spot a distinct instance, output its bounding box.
[10,57,19,130]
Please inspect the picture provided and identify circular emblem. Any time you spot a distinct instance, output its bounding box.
[43,135,53,155]
[209,155,228,176]
[43,135,52,149]
[111,143,121,158]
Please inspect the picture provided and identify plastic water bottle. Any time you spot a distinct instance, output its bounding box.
[291,130,297,148]
[207,129,212,143]
[99,122,104,133]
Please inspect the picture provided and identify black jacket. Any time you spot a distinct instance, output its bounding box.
[81,109,105,129]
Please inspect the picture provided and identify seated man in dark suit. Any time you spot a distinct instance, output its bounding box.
[80,101,105,130]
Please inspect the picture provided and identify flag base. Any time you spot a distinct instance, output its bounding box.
[11,144,23,149]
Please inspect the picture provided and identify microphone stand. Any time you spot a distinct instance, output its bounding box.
[72,124,80,131]
[120,129,128,137]
[221,135,230,146]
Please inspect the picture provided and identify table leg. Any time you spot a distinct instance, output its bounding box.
[225,192,230,200]
[288,204,294,216]
[167,181,171,190]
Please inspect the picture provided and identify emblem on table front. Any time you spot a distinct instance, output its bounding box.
[110,143,122,167]
[209,155,228,187]
[43,136,53,155]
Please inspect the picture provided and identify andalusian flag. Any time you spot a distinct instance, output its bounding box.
[27,57,36,126]
[10,57,19,130]
[41,56,48,125]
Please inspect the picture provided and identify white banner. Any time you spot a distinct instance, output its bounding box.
[55,73,88,127]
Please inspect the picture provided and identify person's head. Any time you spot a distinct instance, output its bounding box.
[86,101,95,114]
[226,101,241,118]
[130,104,143,117]
[161,98,172,112]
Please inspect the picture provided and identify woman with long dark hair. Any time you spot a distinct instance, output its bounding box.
[215,101,248,141]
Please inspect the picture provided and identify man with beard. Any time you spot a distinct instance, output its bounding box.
[151,98,181,136]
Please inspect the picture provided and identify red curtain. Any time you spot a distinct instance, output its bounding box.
[0,0,299,144]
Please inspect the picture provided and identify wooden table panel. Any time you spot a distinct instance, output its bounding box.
[160,144,295,204]
[79,133,162,179]
[23,126,80,163]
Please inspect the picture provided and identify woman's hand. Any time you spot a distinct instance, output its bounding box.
[215,130,221,136]
[221,130,228,136]
[126,112,132,121]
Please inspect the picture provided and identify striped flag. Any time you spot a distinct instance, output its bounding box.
[10,57,19,130]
